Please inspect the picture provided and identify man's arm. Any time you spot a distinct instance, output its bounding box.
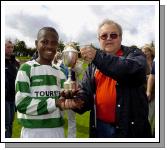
[80,46,147,85]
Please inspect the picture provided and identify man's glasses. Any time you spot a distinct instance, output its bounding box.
[99,33,119,40]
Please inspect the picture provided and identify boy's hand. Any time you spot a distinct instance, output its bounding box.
[55,97,66,110]
[56,97,84,110]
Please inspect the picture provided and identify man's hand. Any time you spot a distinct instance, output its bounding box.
[56,97,84,110]
[80,45,96,62]
[60,88,80,99]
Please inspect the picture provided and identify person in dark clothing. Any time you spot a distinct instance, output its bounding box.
[57,19,152,138]
[5,40,20,138]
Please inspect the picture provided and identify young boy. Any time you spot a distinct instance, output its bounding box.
[15,27,67,138]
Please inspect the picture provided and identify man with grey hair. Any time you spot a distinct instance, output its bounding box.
[58,19,152,138]
[5,40,20,138]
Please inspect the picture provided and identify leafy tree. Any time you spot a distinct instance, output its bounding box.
[27,48,37,57]
[57,40,65,52]
[13,39,37,57]
[14,40,27,56]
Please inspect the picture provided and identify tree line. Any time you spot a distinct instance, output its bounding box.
[13,39,80,57]
[13,39,154,58]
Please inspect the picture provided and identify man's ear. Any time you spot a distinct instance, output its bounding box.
[120,35,122,41]
[35,40,38,47]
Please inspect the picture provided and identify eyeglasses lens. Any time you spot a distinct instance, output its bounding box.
[100,33,118,40]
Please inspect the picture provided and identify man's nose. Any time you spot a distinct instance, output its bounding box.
[9,48,13,51]
[106,35,112,40]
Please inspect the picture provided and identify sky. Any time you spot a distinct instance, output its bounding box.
[3,1,158,49]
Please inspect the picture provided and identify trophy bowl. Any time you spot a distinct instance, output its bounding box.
[62,44,78,90]
[63,46,78,68]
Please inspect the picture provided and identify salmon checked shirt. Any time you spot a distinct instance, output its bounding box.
[95,49,123,123]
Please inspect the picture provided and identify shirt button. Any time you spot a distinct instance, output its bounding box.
[131,121,135,125]
[117,104,121,107]
[116,126,119,129]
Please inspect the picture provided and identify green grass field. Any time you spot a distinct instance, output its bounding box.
[12,111,90,138]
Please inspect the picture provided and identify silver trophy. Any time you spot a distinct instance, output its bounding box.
[62,43,78,90]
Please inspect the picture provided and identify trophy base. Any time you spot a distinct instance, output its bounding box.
[64,80,77,91]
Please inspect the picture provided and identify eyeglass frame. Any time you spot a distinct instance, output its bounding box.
[98,32,121,40]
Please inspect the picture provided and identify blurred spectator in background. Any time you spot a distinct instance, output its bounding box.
[142,45,155,137]
[5,40,20,138]
[142,45,155,76]
[146,60,155,137]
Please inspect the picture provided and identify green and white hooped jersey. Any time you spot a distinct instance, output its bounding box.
[15,60,66,128]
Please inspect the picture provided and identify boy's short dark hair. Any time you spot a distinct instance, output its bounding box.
[37,27,59,41]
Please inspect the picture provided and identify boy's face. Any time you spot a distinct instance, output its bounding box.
[35,30,58,64]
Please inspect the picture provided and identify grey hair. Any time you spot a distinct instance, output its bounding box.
[5,39,13,44]
[97,19,123,38]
